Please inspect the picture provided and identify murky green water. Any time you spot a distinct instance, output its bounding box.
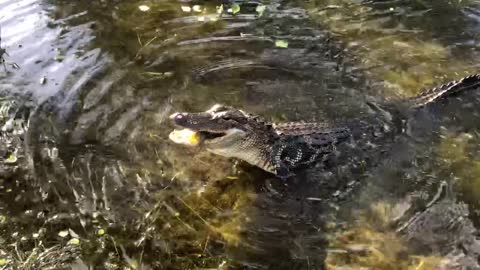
[1,0,480,269]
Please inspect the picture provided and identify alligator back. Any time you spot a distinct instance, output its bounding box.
[275,74,480,178]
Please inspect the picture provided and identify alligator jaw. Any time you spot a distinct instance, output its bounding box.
[198,130,226,140]
[169,112,229,145]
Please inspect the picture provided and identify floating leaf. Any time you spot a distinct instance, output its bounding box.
[58,230,69,238]
[97,229,105,236]
[138,5,150,12]
[5,154,17,164]
[144,72,164,77]
[216,5,223,14]
[275,40,289,48]
[219,260,227,268]
[414,260,424,270]
[256,5,266,17]
[231,4,240,14]
[0,259,6,266]
[54,55,65,62]
[181,6,191,12]
[69,229,79,238]
[69,238,80,245]
[192,5,202,12]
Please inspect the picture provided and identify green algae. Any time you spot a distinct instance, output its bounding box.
[436,132,480,225]
[326,202,450,270]
[307,0,478,97]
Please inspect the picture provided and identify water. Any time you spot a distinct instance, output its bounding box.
[1,0,480,269]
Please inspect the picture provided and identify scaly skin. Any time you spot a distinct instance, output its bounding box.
[170,74,480,179]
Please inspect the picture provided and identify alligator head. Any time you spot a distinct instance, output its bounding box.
[169,104,278,172]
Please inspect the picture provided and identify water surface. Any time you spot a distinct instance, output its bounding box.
[1,0,480,269]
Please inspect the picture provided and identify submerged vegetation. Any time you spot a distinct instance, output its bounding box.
[0,0,479,269]
[308,0,479,96]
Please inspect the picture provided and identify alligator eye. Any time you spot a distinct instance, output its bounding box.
[170,113,187,125]
[174,114,184,121]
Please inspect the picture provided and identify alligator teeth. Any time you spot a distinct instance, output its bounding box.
[169,129,200,146]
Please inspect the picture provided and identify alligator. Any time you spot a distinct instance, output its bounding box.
[169,74,480,179]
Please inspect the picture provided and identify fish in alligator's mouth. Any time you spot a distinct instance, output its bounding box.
[168,126,226,146]
[168,74,480,178]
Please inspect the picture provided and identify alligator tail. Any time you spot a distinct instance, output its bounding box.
[408,74,480,109]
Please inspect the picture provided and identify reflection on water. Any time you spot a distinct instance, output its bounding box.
[0,0,480,268]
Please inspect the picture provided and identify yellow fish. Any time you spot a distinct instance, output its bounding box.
[169,129,199,146]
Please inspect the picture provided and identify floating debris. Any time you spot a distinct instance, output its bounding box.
[231,4,240,14]
[54,55,65,62]
[40,76,47,85]
[256,5,266,17]
[181,6,192,12]
[138,5,150,12]
[275,40,289,48]
[58,230,69,238]
[143,71,174,78]
[5,153,17,164]
[193,5,202,12]
[216,5,223,14]
[69,229,79,238]
[69,238,80,245]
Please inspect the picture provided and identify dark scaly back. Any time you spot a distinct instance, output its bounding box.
[407,74,480,109]
[265,74,480,177]
[268,121,353,177]
[274,122,351,147]
[242,110,279,144]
